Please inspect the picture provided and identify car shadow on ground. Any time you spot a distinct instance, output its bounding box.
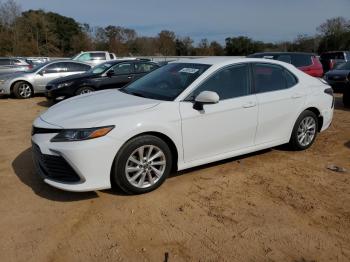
[12,147,98,202]
[37,97,55,108]
[334,96,350,112]
[345,141,350,149]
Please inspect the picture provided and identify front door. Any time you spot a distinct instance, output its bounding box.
[180,63,258,162]
[102,62,135,90]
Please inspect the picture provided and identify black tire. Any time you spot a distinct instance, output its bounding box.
[288,110,318,151]
[343,89,350,108]
[13,81,33,99]
[75,86,95,96]
[112,135,173,194]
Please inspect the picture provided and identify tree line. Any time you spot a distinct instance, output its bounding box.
[0,0,349,57]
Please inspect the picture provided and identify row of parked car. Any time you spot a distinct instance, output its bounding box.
[0,50,349,106]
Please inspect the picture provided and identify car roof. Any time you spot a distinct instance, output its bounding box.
[174,57,295,67]
[249,52,316,56]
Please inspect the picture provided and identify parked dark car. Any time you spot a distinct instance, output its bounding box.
[46,60,160,99]
[320,51,350,73]
[248,52,323,77]
[324,61,350,107]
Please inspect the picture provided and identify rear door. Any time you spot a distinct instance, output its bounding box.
[100,62,135,90]
[253,63,306,144]
[34,62,66,92]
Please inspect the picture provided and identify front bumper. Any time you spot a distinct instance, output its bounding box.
[0,82,11,95]
[31,121,123,192]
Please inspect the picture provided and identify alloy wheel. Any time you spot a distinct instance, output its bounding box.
[125,145,166,189]
[297,116,316,147]
[18,83,32,98]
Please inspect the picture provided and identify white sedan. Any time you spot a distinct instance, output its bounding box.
[32,57,334,194]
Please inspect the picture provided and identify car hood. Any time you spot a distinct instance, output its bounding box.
[40,90,160,128]
[50,72,96,84]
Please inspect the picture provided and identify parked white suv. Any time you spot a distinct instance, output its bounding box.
[32,57,334,194]
[72,51,117,66]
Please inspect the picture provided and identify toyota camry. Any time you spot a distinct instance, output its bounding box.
[32,57,334,194]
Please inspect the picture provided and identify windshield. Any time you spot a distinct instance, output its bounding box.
[121,63,210,101]
[334,61,350,70]
[88,62,113,74]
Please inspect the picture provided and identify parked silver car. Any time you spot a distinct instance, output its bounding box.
[0,60,92,98]
[0,58,32,75]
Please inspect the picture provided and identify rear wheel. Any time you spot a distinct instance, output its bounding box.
[75,86,94,96]
[13,81,33,99]
[343,89,350,108]
[112,135,172,194]
[288,110,318,151]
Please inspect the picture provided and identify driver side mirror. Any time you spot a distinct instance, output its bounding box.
[193,91,220,110]
[106,70,115,77]
[38,70,45,76]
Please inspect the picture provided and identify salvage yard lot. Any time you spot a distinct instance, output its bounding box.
[0,95,349,262]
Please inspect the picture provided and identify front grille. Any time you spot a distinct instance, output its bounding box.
[32,143,81,183]
[32,126,62,136]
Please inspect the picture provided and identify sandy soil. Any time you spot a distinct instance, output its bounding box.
[0,95,349,262]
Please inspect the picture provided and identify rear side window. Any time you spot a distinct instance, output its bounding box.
[0,59,11,65]
[192,64,250,100]
[291,54,312,67]
[64,62,91,72]
[44,62,67,74]
[321,52,345,60]
[112,63,134,75]
[253,63,296,93]
[276,55,292,64]
[135,63,158,73]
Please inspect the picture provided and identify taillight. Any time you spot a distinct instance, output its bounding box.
[324,87,334,108]
[324,87,333,96]
[329,60,336,70]
[27,65,33,70]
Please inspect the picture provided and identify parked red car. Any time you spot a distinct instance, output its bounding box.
[248,52,324,77]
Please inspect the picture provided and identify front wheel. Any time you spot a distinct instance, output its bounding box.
[112,135,172,194]
[75,86,94,96]
[13,81,33,99]
[288,110,318,151]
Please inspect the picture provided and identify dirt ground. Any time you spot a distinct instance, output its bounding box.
[0,95,349,262]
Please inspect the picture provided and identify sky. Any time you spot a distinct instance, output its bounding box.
[14,0,350,43]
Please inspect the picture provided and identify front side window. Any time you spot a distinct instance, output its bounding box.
[76,53,91,62]
[190,64,250,100]
[111,63,134,75]
[122,63,210,101]
[89,62,113,74]
[253,63,296,93]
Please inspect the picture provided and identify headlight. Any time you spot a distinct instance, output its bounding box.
[57,81,74,89]
[51,126,115,142]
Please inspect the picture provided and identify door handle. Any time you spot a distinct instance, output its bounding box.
[127,75,133,79]
[292,93,303,98]
[242,101,257,108]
